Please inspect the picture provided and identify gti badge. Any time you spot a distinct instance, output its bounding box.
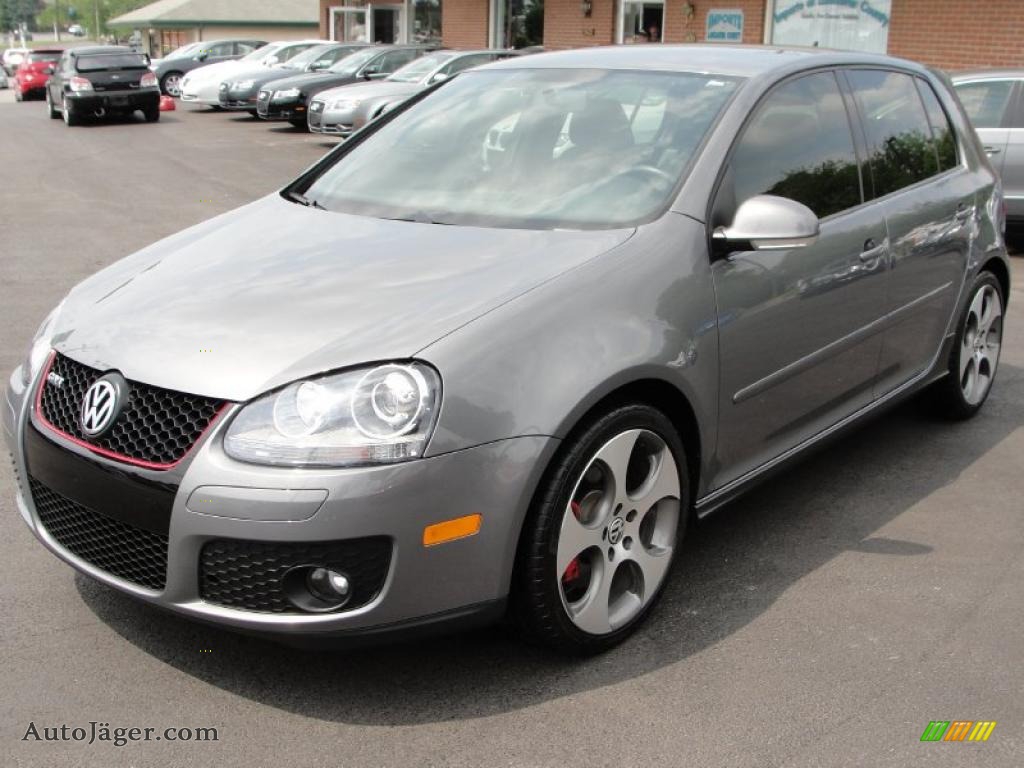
[80,373,128,438]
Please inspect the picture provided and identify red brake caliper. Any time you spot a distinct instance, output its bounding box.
[562,501,582,584]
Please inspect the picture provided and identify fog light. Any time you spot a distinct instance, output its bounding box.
[307,567,349,601]
[282,564,353,612]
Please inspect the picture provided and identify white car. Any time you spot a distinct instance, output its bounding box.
[179,39,328,106]
[2,47,29,75]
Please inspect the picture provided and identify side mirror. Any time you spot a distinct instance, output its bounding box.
[195,52,208,62]
[43,66,54,75]
[265,55,279,66]
[430,72,448,84]
[712,195,819,254]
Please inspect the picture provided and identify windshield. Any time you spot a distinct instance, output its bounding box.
[328,47,380,74]
[300,68,740,229]
[240,43,277,64]
[76,53,149,72]
[388,52,454,83]
[28,51,62,62]
[164,42,202,60]
[283,44,334,69]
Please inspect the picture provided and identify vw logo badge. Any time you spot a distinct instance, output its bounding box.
[607,517,625,545]
[80,373,127,438]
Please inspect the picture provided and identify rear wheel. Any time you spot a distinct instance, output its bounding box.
[289,118,307,129]
[46,88,59,118]
[61,95,80,126]
[144,106,160,123]
[513,404,689,654]
[931,271,1004,419]
[160,71,183,97]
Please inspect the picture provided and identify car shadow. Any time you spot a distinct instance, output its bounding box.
[76,364,1024,726]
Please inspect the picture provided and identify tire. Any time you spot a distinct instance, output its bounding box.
[930,271,1004,420]
[160,71,183,97]
[144,106,160,123]
[513,403,690,655]
[14,87,22,102]
[289,118,307,130]
[61,95,80,126]
[46,88,59,118]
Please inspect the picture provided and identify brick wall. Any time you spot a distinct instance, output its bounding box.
[443,0,491,47]
[888,0,1024,70]
[544,0,765,50]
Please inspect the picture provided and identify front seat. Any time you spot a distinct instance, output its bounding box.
[560,98,634,166]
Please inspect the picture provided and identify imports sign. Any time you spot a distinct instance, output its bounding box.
[706,10,745,42]
[770,0,891,54]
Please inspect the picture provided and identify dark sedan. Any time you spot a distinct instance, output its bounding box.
[217,42,367,112]
[256,45,434,128]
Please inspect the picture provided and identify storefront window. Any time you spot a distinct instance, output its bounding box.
[411,0,442,44]
[492,0,544,49]
[769,0,892,53]
[619,1,664,44]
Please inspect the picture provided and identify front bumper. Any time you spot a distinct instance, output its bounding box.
[4,363,554,640]
[179,83,220,105]
[256,90,307,121]
[217,86,258,110]
[307,104,354,136]
[68,89,159,112]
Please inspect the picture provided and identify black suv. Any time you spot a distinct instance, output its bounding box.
[45,46,161,126]
[256,45,435,129]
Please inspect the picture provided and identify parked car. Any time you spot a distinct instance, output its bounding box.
[7,46,1010,653]
[2,46,29,75]
[179,40,326,107]
[257,45,434,128]
[151,38,266,97]
[13,48,62,101]
[953,70,1024,229]
[67,24,85,37]
[0,68,7,89]
[309,49,515,137]
[218,42,365,112]
[45,46,160,125]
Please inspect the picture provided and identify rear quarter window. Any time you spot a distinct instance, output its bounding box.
[916,80,959,171]
[953,80,1015,129]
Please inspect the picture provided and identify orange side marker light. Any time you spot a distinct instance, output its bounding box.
[423,514,482,547]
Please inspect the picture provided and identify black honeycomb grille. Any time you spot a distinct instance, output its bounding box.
[30,477,168,590]
[200,537,392,613]
[39,353,224,466]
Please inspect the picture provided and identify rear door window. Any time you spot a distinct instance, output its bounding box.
[916,80,959,171]
[731,71,863,219]
[847,69,940,197]
[953,80,1015,129]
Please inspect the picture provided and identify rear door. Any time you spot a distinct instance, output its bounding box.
[710,71,889,487]
[845,69,974,393]
[1002,82,1024,221]
[953,78,1017,177]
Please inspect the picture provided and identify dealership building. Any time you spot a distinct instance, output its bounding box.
[317,0,1023,70]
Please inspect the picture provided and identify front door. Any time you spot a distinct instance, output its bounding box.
[331,4,405,44]
[710,71,889,489]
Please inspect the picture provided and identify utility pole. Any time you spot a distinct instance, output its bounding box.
[54,0,62,41]
[94,0,102,41]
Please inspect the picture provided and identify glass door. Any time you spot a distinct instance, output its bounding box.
[332,7,370,42]
[372,6,404,43]
[331,3,406,44]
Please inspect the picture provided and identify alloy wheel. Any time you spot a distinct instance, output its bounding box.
[163,73,182,97]
[959,283,1002,405]
[557,428,681,635]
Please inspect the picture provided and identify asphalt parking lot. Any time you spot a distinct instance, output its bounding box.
[2,88,1023,767]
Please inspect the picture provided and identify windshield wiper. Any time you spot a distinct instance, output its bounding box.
[382,210,453,225]
[286,190,326,210]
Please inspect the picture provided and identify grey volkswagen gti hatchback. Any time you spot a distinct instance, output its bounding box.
[5,46,1010,654]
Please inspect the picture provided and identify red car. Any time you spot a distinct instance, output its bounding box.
[14,48,63,101]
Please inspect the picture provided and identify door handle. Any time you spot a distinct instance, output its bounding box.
[954,204,972,224]
[983,146,1002,156]
[859,238,888,264]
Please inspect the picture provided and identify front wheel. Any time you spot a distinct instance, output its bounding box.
[513,404,689,654]
[14,87,22,102]
[46,88,60,118]
[930,271,1004,419]
[160,71,183,97]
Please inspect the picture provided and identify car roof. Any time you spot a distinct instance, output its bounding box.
[952,69,1024,82]
[483,44,928,79]
[69,46,135,56]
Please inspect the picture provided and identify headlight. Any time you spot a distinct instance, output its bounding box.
[273,87,301,102]
[329,98,361,111]
[223,362,441,467]
[20,301,63,388]
[232,79,254,90]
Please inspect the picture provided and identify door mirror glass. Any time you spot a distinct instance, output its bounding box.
[194,52,208,62]
[430,71,448,84]
[713,195,820,252]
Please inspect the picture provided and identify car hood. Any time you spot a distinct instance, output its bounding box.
[183,59,246,84]
[265,71,358,93]
[52,195,633,402]
[327,80,420,102]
